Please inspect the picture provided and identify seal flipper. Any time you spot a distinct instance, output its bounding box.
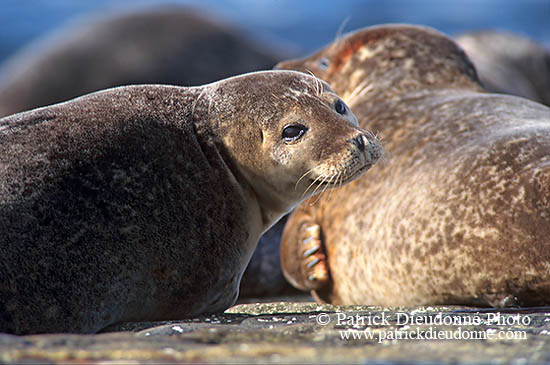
[281,201,331,295]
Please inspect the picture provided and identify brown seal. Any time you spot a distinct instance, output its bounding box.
[0,70,382,334]
[0,5,283,117]
[456,30,550,106]
[277,24,550,307]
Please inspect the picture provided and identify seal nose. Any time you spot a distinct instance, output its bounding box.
[353,134,366,152]
[351,133,383,165]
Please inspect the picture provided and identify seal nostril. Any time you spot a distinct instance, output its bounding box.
[354,135,366,152]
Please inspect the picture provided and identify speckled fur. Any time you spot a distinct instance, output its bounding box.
[0,70,381,334]
[278,25,550,307]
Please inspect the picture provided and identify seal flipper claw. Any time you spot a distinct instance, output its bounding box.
[299,222,329,290]
[303,245,320,257]
[281,202,331,292]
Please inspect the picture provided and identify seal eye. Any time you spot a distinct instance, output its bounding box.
[282,124,307,143]
[318,58,330,70]
[334,99,347,115]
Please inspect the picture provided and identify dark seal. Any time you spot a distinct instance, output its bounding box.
[0,70,382,334]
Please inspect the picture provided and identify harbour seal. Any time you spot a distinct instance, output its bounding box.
[277,24,550,307]
[0,5,283,117]
[456,30,550,106]
[0,70,382,334]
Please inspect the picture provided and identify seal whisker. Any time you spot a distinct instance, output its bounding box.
[334,16,351,42]
[323,173,339,201]
[302,174,324,199]
[321,174,337,195]
[296,168,315,190]
[326,171,341,202]
[308,183,328,206]
[315,73,322,96]
[306,69,323,97]
[310,174,330,198]
[313,71,321,96]
[335,170,344,193]
[306,70,316,94]
[346,80,372,107]
[309,173,336,205]
[355,83,374,101]
[306,174,328,202]
[345,80,368,103]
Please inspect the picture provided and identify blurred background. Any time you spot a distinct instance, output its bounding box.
[1,0,549,117]
[0,0,548,296]
[2,0,549,63]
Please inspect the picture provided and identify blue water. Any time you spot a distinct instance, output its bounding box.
[1,0,549,62]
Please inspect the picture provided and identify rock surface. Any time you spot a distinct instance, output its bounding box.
[1,298,549,364]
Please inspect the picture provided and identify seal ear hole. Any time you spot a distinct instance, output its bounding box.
[318,58,330,70]
[334,99,347,115]
[282,124,308,143]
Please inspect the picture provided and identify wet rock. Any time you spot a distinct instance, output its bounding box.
[1,300,549,364]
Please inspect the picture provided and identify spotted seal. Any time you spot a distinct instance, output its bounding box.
[277,24,550,307]
[0,70,382,334]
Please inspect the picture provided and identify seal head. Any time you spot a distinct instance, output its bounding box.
[204,71,381,229]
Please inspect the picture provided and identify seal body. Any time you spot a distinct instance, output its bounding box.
[277,25,550,307]
[456,30,550,106]
[0,70,382,334]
